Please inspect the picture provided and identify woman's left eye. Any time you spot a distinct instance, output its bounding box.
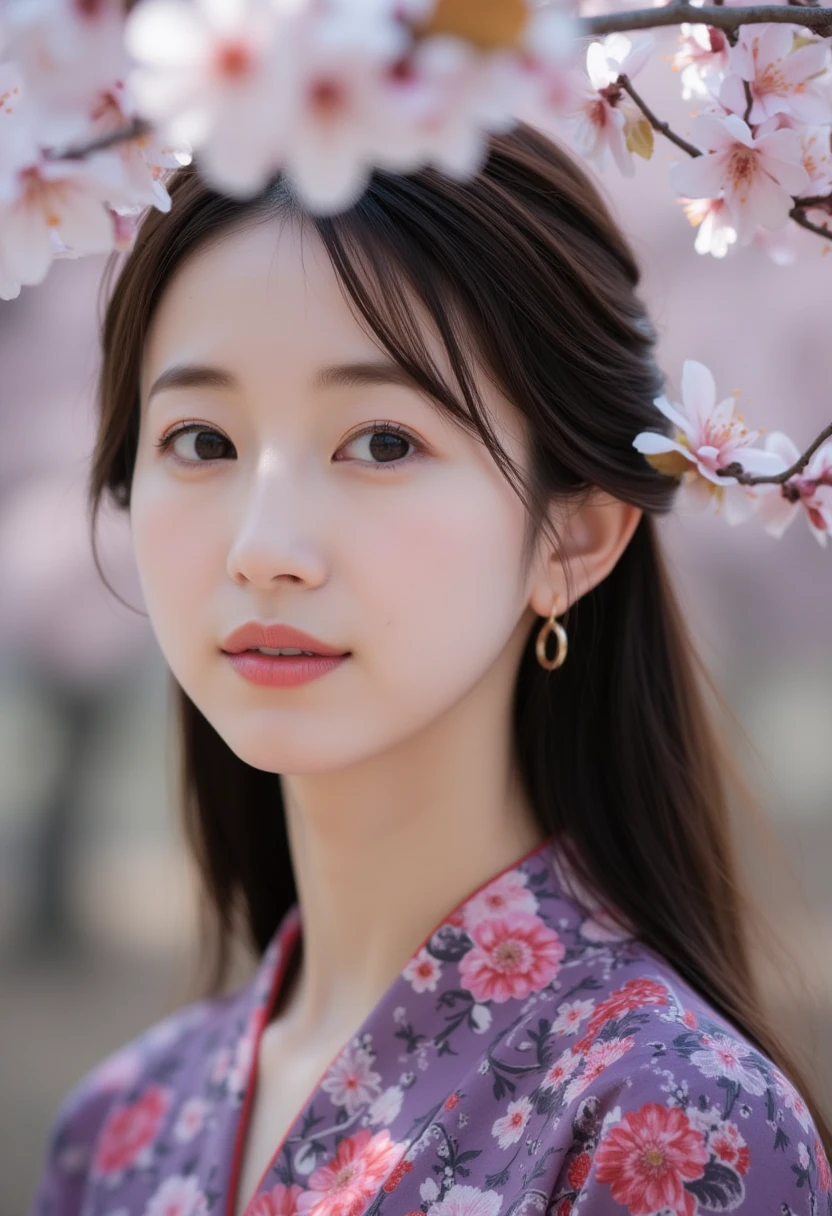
[154,421,423,471]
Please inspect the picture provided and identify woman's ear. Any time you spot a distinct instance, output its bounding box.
[528,490,643,617]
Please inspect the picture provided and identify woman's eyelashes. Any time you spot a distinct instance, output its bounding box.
[153,420,426,472]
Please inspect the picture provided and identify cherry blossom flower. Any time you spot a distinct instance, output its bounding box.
[758,116,832,195]
[718,24,832,127]
[463,870,539,929]
[672,23,731,101]
[561,33,656,178]
[492,1095,534,1148]
[594,1103,709,1216]
[3,0,130,147]
[125,0,308,198]
[321,1042,383,1114]
[679,195,738,257]
[459,912,565,1003]
[295,1128,405,1216]
[670,113,811,244]
[753,432,832,545]
[404,947,443,993]
[0,67,135,291]
[634,359,789,525]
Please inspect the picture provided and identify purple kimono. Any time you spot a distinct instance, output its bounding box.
[30,835,831,1216]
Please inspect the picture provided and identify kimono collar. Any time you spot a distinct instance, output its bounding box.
[221,832,599,1213]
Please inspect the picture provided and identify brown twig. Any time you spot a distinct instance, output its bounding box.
[42,116,152,162]
[580,3,832,37]
[717,422,832,484]
[788,206,832,240]
[617,74,702,157]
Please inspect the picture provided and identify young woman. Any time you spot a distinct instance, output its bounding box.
[30,122,831,1216]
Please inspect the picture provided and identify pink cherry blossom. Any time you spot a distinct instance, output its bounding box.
[719,24,832,127]
[679,195,738,257]
[125,0,305,199]
[672,24,731,102]
[0,87,125,289]
[3,0,130,147]
[633,360,787,525]
[753,432,832,546]
[670,112,811,243]
[794,122,832,194]
[561,33,656,178]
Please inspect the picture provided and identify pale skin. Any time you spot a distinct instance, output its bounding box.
[130,217,642,1214]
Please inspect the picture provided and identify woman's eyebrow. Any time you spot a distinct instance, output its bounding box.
[146,358,423,405]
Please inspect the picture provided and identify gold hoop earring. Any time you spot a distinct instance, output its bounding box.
[535,596,568,671]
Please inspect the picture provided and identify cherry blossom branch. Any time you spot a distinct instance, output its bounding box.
[579,3,832,38]
[718,422,832,484]
[615,76,832,245]
[42,116,151,162]
[617,75,702,157]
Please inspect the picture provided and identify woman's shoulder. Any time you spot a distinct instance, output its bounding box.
[28,985,243,1216]
[534,951,831,1214]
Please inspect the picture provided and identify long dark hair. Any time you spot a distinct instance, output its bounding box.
[88,122,831,1151]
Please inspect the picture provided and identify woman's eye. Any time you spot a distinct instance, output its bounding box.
[154,422,422,471]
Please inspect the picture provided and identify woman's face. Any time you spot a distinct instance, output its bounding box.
[131,218,546,775]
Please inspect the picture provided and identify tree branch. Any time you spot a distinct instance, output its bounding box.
[717,421,832,484]
[788,206,832,240]
[617,74,702,157]
[43,116,152,162]
[579,3,832,37]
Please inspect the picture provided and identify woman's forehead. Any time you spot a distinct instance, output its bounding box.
[139,216,461,408]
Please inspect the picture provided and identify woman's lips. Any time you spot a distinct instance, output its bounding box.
[224,651,350,687]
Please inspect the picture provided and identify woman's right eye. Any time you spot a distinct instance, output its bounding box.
[154,423,236,466]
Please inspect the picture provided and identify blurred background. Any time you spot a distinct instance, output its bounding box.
[2,33,831,1215]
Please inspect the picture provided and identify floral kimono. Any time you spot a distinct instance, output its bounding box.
[30,835,831,1216]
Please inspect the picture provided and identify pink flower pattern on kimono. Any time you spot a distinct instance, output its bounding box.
[28,836,832,1216]
[91,1084,173,1178]
[294,1129,405,1216]
[594,1103,710,1216]
[458,911,565,1003]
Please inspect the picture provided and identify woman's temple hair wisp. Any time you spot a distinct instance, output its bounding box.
[88,121,831,1154]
